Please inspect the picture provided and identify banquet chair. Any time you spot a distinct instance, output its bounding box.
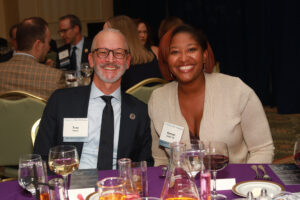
[0,91,46,178]
[31,118,41,146]
[126,78,168,104]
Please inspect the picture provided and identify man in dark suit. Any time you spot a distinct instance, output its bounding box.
[33,28,154,170]
[56,14,91,70]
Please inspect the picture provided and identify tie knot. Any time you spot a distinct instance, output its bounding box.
[72,46,77,52]
[101,95,113,105]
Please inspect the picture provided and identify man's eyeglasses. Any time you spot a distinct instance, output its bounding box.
[58,27,73,34]
[92,48,129,59]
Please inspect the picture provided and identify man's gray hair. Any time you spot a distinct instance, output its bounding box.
[91,28,129,52]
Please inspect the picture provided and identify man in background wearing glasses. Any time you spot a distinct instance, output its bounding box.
[56,14,91,71]
[34,28,154,170]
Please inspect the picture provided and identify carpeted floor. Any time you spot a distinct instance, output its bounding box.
[265,106,300,162]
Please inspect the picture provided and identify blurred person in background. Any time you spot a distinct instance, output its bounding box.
[134,18,158,58]
[0,17,65,99]
[56,14,91,71]
[104,15,163,92]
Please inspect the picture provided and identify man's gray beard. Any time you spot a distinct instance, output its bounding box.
[95,62,128,83]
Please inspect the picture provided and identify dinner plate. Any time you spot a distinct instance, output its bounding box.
[232,180,285,198]
[86,192,98,200]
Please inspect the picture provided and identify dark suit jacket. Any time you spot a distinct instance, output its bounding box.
[56,37,92,69]
[33,85,154,169]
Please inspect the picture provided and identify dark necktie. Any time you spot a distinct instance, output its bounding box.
[70,46,77,70]
[97,96,114,170]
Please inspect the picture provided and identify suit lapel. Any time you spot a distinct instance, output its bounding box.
[117,94,134,159]
[69,85,92,157]
[81,38,90,63]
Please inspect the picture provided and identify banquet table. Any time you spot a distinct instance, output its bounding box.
[1,164,300,200]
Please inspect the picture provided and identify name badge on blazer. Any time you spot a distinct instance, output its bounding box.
[58,49,70,67]
[159,122,184,148]
[63,118,88,142]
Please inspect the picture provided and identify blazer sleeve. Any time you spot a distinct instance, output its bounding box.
[148,93,170,166]
[241,89,275,163]
[33,91,60,162]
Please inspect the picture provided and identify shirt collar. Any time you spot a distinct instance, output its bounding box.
[90,82,121,102]
[71,37,84,51]
[14,52,37,60]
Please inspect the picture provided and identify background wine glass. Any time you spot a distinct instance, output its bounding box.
[48,145,79,200]
[18,154,47,198]
[203,141,229,200]
[80,62,93,86]
[293,138,300,166]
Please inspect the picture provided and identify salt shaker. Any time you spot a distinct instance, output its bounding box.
[49,178,66,200]
[246,191,254,200]
[258,188,271,200]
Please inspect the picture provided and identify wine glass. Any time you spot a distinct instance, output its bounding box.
[48,145,79,200]
[203,141,229,200]
[80,62,93,85]
[18,154,47,198]
[182,149,204,182]
[294,138,300,166]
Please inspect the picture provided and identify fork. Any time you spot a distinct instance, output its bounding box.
[251,165,262,179]
[258,164,272,180]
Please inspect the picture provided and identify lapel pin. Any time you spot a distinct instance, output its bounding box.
[84,48,89,53]
[129,113,136,120]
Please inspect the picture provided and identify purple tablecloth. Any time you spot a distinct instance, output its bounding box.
[1,164,300,200]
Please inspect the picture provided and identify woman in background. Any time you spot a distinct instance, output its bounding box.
[135,18,158,58]
[149,24,274,166]
[104,15,163,91]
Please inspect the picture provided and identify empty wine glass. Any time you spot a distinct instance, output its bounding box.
[18,154,47,199]
[80,62,93,85]
[203,141,229,200]
[48,145,79,200]
[294,138,300,166]
[182,149,204,182]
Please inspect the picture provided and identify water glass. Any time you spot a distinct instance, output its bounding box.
[131,161,148,197]
[97,177,126,199]
[18,154,48,198]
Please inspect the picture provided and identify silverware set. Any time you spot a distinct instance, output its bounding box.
[251,165,272,180]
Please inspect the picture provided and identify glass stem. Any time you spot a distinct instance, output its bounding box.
[63,175,69,200]
[212,171,217,196]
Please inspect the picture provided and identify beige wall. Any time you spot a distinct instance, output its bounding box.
[0,0,113,45]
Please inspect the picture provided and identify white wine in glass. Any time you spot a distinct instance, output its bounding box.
[49,145,79,199]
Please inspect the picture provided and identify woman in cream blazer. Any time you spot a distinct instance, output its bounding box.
[149,25,274,166]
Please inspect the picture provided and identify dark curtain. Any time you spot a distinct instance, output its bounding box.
[168,0,300,114]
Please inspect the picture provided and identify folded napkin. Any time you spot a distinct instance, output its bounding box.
[212,178,236,191]
[69,188,95,200]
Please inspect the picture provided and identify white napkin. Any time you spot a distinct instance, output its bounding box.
[210,178,236,191]
[68,188,95,200]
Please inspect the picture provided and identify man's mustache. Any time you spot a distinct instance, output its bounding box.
[98,63,121,69]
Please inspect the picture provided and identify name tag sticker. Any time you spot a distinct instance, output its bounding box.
[63,118,88,142]
[159,122,184,148]
[58,49,69,60]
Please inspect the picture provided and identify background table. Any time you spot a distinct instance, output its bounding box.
[1,164,300,199]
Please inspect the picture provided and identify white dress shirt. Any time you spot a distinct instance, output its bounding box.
[79,82,121,169]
